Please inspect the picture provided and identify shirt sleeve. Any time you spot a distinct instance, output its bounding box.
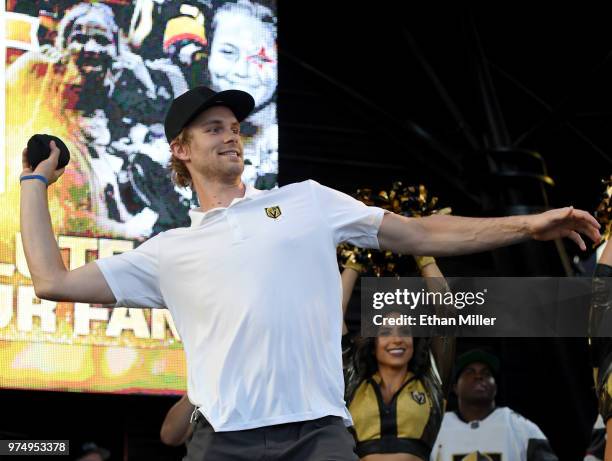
[510,410,547,440]
[509,411,558,461]
[95,235,165,309]
[309,180,386,248]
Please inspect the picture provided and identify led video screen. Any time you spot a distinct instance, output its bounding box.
[0,0,278,394]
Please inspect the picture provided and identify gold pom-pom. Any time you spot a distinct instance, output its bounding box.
[595,176,612,244]
[337,183,450,276]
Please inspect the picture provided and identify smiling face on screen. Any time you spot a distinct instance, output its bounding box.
[208,6,277,112]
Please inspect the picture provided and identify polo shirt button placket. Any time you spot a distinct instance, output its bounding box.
[226,209,244,242]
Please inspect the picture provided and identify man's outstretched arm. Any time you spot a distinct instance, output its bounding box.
[20,142,116,304]
[378,208,600,257]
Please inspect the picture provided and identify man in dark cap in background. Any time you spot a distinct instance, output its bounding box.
[431,349,558,461]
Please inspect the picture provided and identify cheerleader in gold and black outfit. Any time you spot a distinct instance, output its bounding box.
[341,255,455,461]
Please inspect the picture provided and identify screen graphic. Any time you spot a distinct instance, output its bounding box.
[1,0,277,394]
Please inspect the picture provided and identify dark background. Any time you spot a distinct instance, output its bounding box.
[3,3,612,460]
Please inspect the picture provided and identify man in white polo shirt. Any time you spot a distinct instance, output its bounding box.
[20,85,600,460]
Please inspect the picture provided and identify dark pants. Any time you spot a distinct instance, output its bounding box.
[184,415,358,461]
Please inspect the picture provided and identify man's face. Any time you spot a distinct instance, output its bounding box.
[66,9,116,77]
[455,362,497,405]
[208,11,277,111]
[177,105,245,182]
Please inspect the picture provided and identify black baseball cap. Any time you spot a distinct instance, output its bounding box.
[164,86,255,142]
[453,348,500,383]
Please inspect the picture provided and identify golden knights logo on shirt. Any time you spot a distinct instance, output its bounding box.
[265,206,282,219]
[411,391,426,405]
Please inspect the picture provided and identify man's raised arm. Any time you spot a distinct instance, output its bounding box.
[20,142,116,304]
[378,208,601,257]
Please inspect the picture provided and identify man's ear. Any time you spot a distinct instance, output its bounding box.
[171,140,190,162]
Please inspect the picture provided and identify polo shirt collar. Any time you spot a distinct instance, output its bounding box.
[189,184,264,227]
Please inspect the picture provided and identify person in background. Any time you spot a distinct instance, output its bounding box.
[162,6,209,88]
[430,349,558,461]
[341,251,455,461]
[207,0,278,188]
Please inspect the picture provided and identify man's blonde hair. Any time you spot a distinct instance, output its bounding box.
[168,128,192,188]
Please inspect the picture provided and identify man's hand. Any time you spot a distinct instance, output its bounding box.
[21,140,65,186]
[528,207,601,251]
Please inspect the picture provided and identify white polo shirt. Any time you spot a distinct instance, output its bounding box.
[96,180,385,431]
